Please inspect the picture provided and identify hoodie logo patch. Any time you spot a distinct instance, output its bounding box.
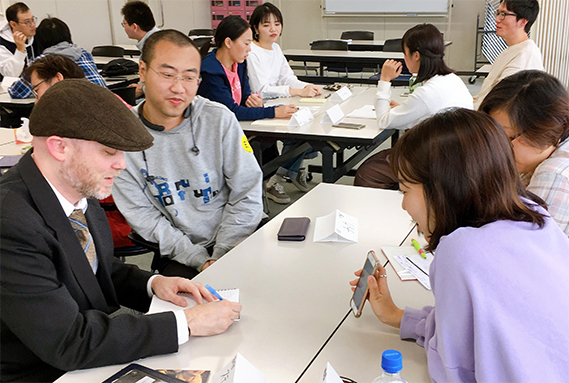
[241,135,253,153]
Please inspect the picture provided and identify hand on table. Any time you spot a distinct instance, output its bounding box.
[275,104,297,119]
[349,264,404,328]
[184,300,242,336]
[246,93,263,107]
[128,83,144,98]
[151,275,215,307]
[13,31,27,53]
[291,84,322,97]
[379,59,403,83]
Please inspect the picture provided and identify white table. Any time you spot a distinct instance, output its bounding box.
[0,128,29,156]
[242,86,403,183]
[56,183,428,382]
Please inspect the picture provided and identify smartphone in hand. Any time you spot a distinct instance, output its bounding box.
[350,250,380,317]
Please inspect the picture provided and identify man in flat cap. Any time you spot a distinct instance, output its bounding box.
[113,30,262,279]
[0,79,241,382]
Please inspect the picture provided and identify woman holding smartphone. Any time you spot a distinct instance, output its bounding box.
[354,23,472,189]
[479,70,569,236]
[198,15,296,121]
[351,109,569,381]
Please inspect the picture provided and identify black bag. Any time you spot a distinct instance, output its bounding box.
[100,58,138,77]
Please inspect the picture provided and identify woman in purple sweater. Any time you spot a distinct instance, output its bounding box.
[351,108,569,381]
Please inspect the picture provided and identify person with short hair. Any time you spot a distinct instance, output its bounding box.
[0,2,38,78]
[473,0,542,109]
[24,53,85,99]
[354,23,473,189]
[121,0,160,52]
[113,30,263,279]
[8,17,106,99]
[353,108,569,381]
[480,70,569,236]
[0,79,241,382]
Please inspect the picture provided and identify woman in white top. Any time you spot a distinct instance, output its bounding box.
[247,3,322,204]
[355,23,473,189]
[247,2,321,99]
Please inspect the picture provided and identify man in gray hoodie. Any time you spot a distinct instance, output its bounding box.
[113,30,263,279]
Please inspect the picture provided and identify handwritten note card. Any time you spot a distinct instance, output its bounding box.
[313,209,358,243]
[330,86,352,102]
[212,353,265,383]
[288,107,314,128]
[321,104,345,125]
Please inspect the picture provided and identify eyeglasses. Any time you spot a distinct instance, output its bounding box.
[29,78,50,98]
[495,10,517,20]
[121,21,127,27]
[147,65,201,85]
[18,16,37,27]
[508,132,522,142]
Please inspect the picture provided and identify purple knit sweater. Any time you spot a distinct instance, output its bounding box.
[400,205,569,382]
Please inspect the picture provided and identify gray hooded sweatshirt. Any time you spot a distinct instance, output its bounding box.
[113,96,263,270]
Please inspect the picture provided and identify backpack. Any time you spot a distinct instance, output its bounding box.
[100,58,139,77]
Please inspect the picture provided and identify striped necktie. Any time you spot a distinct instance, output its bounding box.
[68,209,97,270]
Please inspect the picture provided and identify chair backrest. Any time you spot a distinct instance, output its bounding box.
[341,30,374,40]
[383,38,403,52]
[111,86,136,107]
[310,40,348,51]
[91,45,125,57]
[188,28,215,37]
[192,36,213,49]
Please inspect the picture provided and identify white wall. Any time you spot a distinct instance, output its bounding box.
[4,0,485,71]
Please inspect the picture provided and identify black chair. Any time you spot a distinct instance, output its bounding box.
[341,30,374,40]
[127,232,162,272]
[383,38,402,52]
[111,86,136,107]
[91,45,125,57]
[188,28,214,37]
[192,36,213,49]
[310,39,350,77]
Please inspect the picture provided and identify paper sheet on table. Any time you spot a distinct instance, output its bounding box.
[148,289,240,320]
[251,119,290,127]
[347,104,376,119]
[212,353,265,383]
[299,97,328,104]
[313,209,358,243]
[1,76,18,90]
[393,252,434,290]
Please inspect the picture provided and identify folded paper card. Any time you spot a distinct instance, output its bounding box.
[212,353,265,383]
[330,86,353,102]
[321,104,345,125]
[313,209,358,243]
[382,246,434,290]
[381,246,417,281]
[346,104,376,119]
[288,107,314,128]
[321,362,343,383]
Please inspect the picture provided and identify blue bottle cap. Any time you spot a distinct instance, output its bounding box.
[381,349,403,373]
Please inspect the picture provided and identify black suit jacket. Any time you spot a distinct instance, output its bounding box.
[0,152,179,382]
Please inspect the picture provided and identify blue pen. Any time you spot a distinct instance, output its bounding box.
[205,284,224,300]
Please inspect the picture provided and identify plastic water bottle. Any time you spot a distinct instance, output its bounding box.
[371,349,408,383]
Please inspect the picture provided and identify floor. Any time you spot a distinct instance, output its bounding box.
[124,76,483,272]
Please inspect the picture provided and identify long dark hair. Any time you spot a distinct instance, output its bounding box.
[390,108,546,251]
[479,70,569,148]
[249,3,283,41]
[401,24,453,86]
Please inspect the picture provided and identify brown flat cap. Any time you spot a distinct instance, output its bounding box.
[29,79,153,151]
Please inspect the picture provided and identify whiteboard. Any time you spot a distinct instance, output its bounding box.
[324,0,449,15]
